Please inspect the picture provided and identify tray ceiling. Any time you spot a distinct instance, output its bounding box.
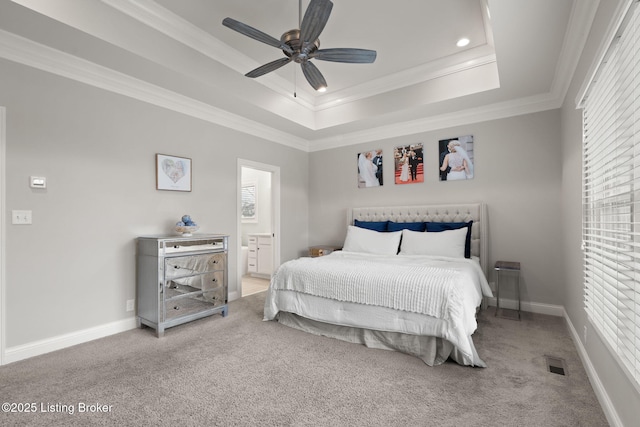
[0,0,597,151]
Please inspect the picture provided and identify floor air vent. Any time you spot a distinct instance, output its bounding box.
[545,356,566,376]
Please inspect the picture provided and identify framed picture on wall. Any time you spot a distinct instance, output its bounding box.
[438,135,474,181]
[357,149,383,188]
[394,143,424,184]
[156,153,192,191]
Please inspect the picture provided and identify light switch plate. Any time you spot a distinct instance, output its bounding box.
[30,176,46,188]
[12,210,32,225]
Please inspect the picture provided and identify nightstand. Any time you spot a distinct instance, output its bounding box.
[309,245,341,257]
[494,261,521,320]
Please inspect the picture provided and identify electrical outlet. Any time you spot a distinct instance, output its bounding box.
[126,299,135,312]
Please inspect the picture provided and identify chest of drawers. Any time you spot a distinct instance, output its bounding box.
[137,234,229,337]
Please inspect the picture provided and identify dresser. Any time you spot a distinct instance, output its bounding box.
[137,234,229,337]
[247,233,273,277]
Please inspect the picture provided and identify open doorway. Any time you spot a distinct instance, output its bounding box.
[236,159,280,299]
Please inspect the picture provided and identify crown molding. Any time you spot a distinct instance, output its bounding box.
[0,29,310,151]
[0,27,565,154]
[549,0,600,104]
[1,0,584,156]
[576,0,630,108]
[101,0,499,114]
[100,0,318,111]
[314,50,497,111]
[307,92,563,152]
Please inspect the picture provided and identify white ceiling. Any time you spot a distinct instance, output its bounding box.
[0,0,598,151]
[157,0,492,93]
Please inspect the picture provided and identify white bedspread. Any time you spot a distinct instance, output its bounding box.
[264,251,492,365]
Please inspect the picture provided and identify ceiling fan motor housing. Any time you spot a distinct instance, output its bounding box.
[281,29,320,63]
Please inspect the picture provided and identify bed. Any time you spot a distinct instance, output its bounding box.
[263,203,493,367]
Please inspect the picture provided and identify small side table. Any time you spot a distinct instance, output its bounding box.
[494,261,521,320]
[309,245,341,257]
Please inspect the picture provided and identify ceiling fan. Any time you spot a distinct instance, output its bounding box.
[222,0,377,92]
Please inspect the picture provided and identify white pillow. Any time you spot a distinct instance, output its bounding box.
[399,227,467,258]
[342,225,402,255]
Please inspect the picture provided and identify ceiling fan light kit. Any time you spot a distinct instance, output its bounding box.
[222,0,376,92]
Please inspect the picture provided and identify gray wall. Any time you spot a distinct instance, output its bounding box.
[2,0,639,422]
[561,0,640,425]
[309,110,564,307]
[1,58,309,348]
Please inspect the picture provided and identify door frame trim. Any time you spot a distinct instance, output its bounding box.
[235,159,280,300]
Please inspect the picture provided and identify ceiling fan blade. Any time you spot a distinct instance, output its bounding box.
[311,48,377,63]
[300,0,333,44]
[222,17,293,54]
[245,57,293,78]
[300,61,327,91]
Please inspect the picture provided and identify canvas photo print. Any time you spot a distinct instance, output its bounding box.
[357,149,383,188]
[394,143,423,184]
[438,135,474,181]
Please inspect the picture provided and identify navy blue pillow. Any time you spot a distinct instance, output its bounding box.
[354,219,388,232]
[388,221,426,232]
[425,221,473,258]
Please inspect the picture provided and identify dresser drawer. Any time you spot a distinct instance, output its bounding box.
[202,285,227,306]
[164,295,216,321]
[165,253,226,279]
[165,271,224,295]
[163,279,226,321]
[202,270,225,291]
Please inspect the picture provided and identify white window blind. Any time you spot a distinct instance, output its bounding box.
[582,0,639,388]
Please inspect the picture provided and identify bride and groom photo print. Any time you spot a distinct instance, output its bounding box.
[439,135,474,181]
[394,143,424,185]
[356,135,474,188]
[357,149,384,188]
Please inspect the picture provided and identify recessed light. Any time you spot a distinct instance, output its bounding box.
[317,86,327,93]
[456,38,470,47]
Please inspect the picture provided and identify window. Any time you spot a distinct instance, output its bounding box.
[241,183,257,222]
[581,1,639,388]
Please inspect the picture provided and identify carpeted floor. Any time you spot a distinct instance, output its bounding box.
[0,292,609,426]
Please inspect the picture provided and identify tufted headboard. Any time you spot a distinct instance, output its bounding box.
[348,203,488,277]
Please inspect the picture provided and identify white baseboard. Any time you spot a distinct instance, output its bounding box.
[2,291,243,365]
[3,296,561,365]
[3,317,138,365]
[485,297,565,317]
[564,312,622,427]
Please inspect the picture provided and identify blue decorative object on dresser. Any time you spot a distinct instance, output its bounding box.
[175,214,199,236]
